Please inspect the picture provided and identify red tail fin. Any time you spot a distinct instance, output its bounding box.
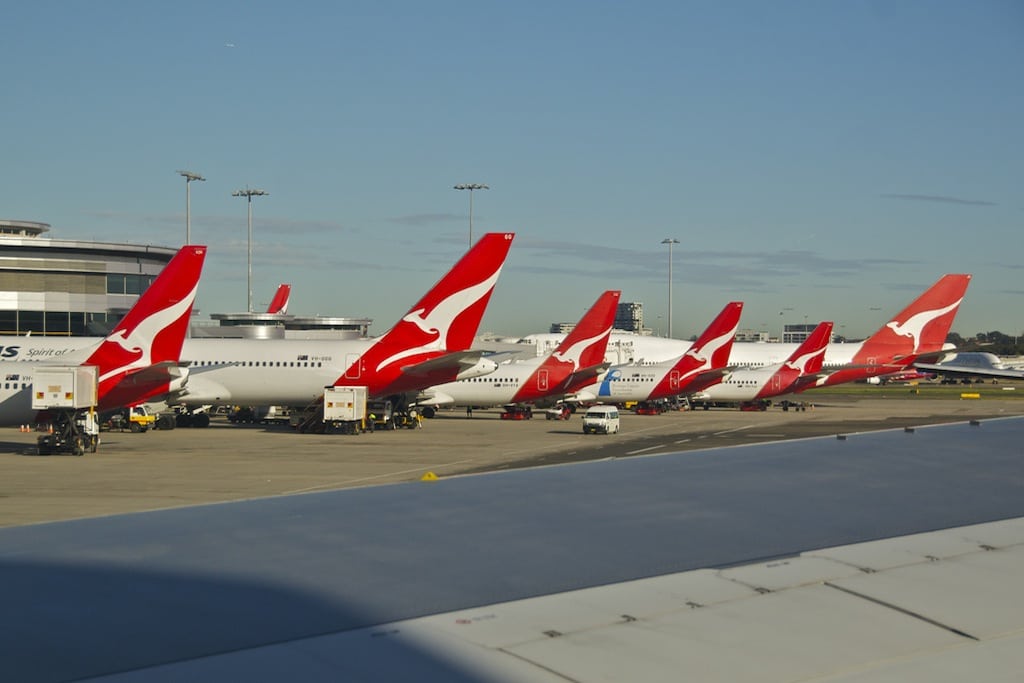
[335,233,515,394]
[756,321,833,398]
[86,246,207,404]
[855,274,971,364]
[513,290,620,402]
[649,301,743,399]
[266,284,291,314]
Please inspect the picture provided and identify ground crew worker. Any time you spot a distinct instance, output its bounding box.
[367,413,375,432]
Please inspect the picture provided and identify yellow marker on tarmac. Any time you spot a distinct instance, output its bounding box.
[421,471,439,482]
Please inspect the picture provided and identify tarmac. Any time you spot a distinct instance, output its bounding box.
[2,392,1022,528]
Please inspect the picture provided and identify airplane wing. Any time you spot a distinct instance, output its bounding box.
[98,362,190,409]
[400,350,499,382]
[913,362,1024,381]
[410,389,456,407]
[1,417,1022,681]
[789,372,831,393]
[681,367,732,394]
[559,362,611,393]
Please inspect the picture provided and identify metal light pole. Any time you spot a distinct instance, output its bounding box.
[231,187,269,313]
[177,170,205,244]
[661,238,679,338]
[454,183,488,246]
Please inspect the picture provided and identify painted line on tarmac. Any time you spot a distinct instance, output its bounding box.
[713,424,759,436]
[282,459,477,494]
[626,444,664,455]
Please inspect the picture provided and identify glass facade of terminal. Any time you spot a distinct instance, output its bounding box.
[0,223,172,336]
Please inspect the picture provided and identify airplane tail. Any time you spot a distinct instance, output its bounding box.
[650,301,743,398]
[335,233,515,392]
[554,290,620,371]
[84,245,207,407]
[856,274,971,364]
[266,284,291,314]
[513,290,620,402]
[813,274,971,388]
[766,321,833,396]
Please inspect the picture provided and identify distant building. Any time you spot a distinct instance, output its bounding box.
[549,301,648,336]
[549,321,576,334]
[0,219,175,336]
[782,323,819,344]
[0,218,370,340]
[194,312,371,340]
[735,329,772,343]
[614,301,644,333]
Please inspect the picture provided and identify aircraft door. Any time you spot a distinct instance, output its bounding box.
[771,374,781,392]
[537,369,549,391]
[669,370,681,391]
[866,357,878,375]
[343,353,362,380]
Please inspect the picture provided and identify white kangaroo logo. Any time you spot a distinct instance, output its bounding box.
[97,284,198,383]
[673,324,738,384]
[375,266,504,372]
[885,298,962,354]
[551,325,613,371]
[783,345,827,374]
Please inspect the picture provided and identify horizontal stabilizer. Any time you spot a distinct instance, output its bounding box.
[790,373,829,393]
[400,350,495,379]
[913,363,1024,381]
[99,362,190,410]
[683,368,732,394]
[563,362,612,389]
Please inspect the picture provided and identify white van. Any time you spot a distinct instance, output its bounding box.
[582,405,620,434]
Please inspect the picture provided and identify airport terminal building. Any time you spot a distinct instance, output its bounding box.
[0,219,371,339]
[0,220,176,337]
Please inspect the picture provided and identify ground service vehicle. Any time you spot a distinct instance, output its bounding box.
[582,405,620,434]
[323,386,368,434]
[501,404,533,420]
[545,405,572,420]
[103,405,156,432]
[366,400,396,430]
[32,366,100,455]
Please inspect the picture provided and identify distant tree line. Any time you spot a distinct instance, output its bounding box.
[947,331,1024,356]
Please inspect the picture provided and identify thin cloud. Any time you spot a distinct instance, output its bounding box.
[81,210,347,235]
[388,213,463,226]
[881,193,996,206]
[508,239,919,293]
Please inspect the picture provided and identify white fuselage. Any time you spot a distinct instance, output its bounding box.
[696,367,787,402]
[574,365,671,403]
[0,336,497,409]
[0,337,365,408]
[523,333,869,369]
[0,367,60,425]
[417,357,546,407]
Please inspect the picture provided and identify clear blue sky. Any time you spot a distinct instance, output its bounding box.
[3,1,1021,339]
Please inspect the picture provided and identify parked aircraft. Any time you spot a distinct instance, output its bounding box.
[914,351,1024,382]
[693,321,833,408]
[0,245,207,425]
[525,274,971,383]
[575,301,743,404]
[412,290,620,415]
[0,234,514,422]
